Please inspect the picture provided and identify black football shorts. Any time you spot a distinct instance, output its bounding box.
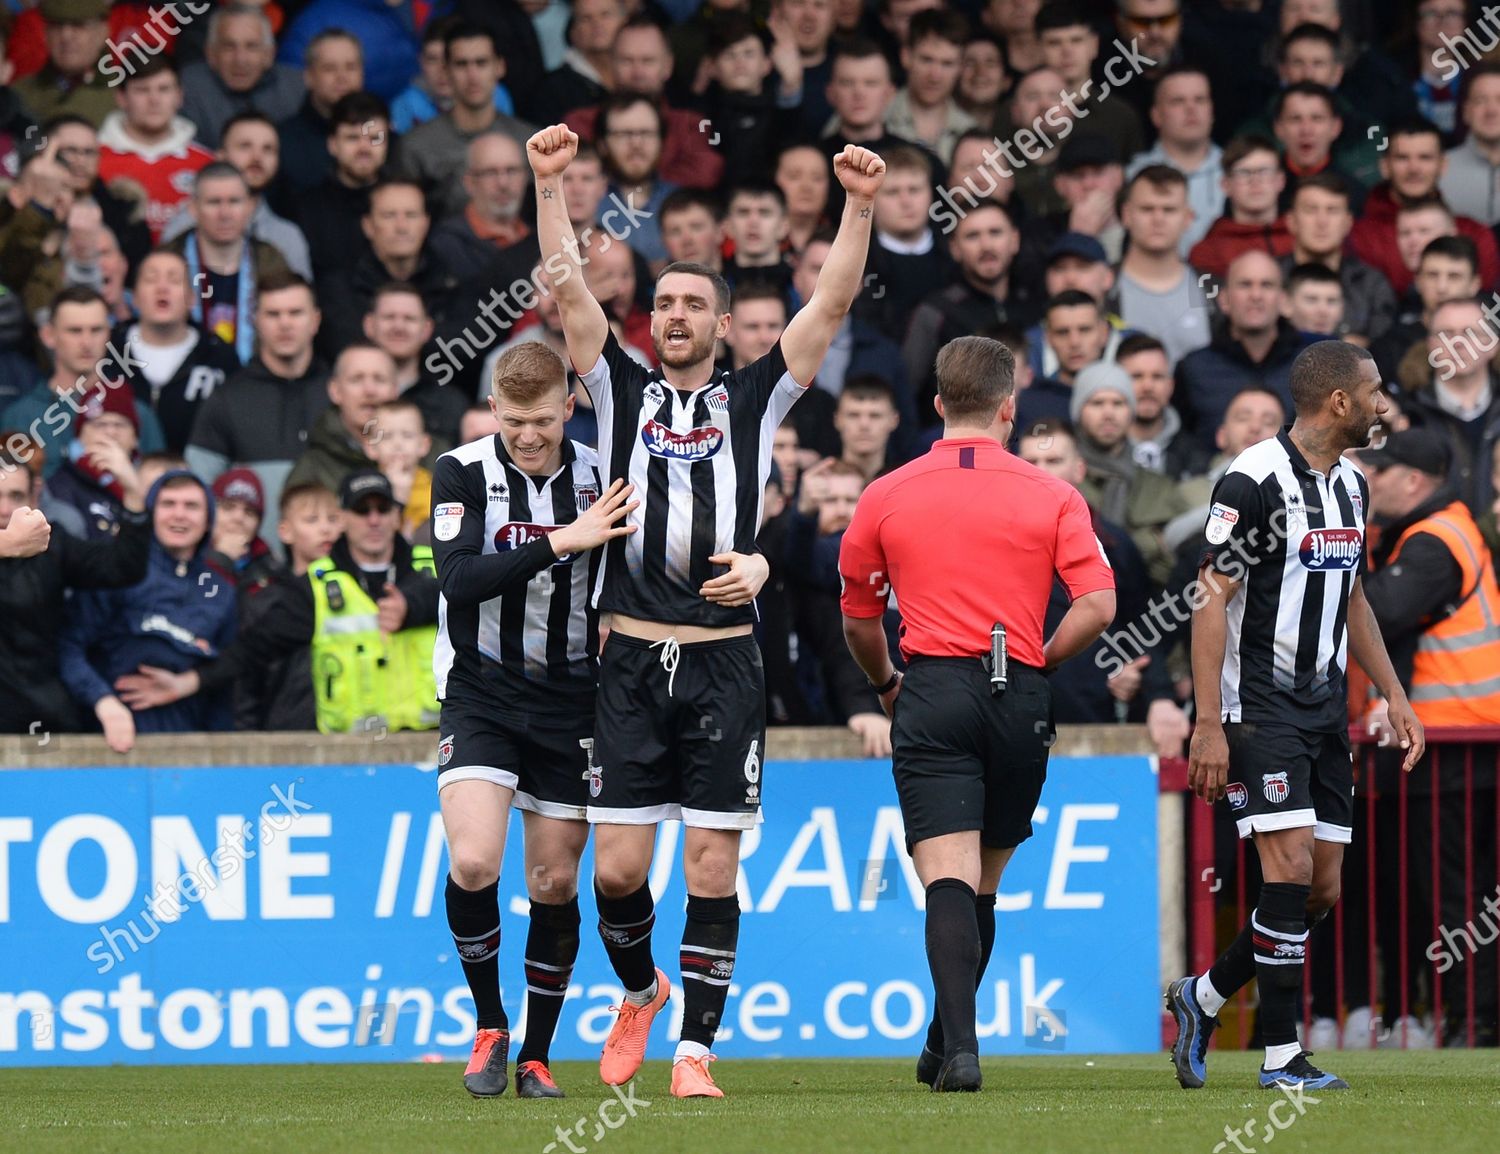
[1224,721,1354,843]
[436,694,592,820]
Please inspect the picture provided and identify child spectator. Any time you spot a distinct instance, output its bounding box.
[46,384,142,541]
[1283,262,1346,338]
[207,468,279,591]
[367,398,433,542]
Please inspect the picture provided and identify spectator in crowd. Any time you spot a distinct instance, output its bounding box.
[955,31,1006,133]
[45,383,142,540]
[59,469,237,750]
[722,181,793,299]
[560,139,611,231]
[1001,65,1072,218]
[566,14,728,191]
[776,142,832,254]
[538,0,627,115]
[0,444,149,736]
[97,56,216,244]
[821,38,926,217]
[1167,384,1287,550]
[1175,250,1304,451]
[773,0,837,140]
[1441,64,1500,226]
[1189,134,1293,281]
[1410,0,1466,141]
[1015,417,1159,726]
[1039,291,1111,389]
[428,132,538,288]
[1024,233,1124,378]
[316,180,464,364]
[1127,66,1223,256]
[1048,135,1127,264]
[1394,199,1467,302]
[1112,0,1189,124]
[1281,172,1394,345]
[902,199,1036,424]
[118,469,442,735]
[1116,165,1213,369]
[275,28,364,199]
[227,481,340,730]
[185,270,329,539]
[273,0,419,103]
[833,375,902,481]
[1372,235,1480,389]
[1070,359,1188,586]
[1003,322,1073,438]
[205,466,278,592]
[1407,296,1500,519]
[1282,262,1346,338]
[1119,333,1199,480]
[659,189,725,272]
[113,249,239,456]
[458,402,501,446]
[858,144,949,338]
[288,343,400,494]
[781,456,891,755]
[363,282,466,457]
[181,3,305,148]
[290,92,391,282]
[161,111,314,282]
[1270,81,1367,214]
[594,92,677,269]
[390,15,464,134]
[1,287,166,478]
[36,115,154,272]
[721,280,790,372]
[1350,117,1500,297]
[1036,0,1145,158]
[883,8,974,164]
[980,0,1045,77]
[11,0,115,128]
[401,24,537,220]
[0,143,79,320]
[692,12,804,191]
[166,162,294,364]
[1280,0,1418,136]
[367,397,433,542]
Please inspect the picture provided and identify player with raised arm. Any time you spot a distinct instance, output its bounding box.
[431,342,638,1099]
[1167,340,1424,1092]
[527,122,885,1098]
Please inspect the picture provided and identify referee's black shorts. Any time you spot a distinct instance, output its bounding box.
[891,656,1054,852]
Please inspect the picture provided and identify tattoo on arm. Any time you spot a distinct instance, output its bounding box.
[541,188,554,199]
[859,206,871,218]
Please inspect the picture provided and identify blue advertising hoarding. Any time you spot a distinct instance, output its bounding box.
[0,756,1158,1065]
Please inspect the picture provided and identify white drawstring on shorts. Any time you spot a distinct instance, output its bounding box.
[649,636,681,697]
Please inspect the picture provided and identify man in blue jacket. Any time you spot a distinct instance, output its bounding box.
[57,470,237,751]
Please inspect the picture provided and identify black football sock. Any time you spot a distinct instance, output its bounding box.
[926,878,981,1058]
[446,875,507,1031]
[679,894,740,1048]
[1253,881,1312,1057]
[517,896,581,1066]
[595,881,658,995]
[1204,919,1257,1011]
[925,891,998,1055]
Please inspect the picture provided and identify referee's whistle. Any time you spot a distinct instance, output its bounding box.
[990,622,1007,697]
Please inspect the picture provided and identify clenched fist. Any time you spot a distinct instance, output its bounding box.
[527,124,580,180]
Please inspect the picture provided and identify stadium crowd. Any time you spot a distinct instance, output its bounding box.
[1,0,1499,774]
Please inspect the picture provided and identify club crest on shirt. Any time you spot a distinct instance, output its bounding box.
[1298,527,1362,571]
[1225,782,1249,810]
[705,387,729,413]
[1349,489,1363,519]
[641,418,723,460]
[575,484,599,511]
[1263,772,1290,804]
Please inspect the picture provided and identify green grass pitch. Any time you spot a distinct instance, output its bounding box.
[3,1052,1497,1154]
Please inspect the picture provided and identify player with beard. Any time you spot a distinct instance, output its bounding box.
[528,122,885,1098]
[1168,340,1424,1092]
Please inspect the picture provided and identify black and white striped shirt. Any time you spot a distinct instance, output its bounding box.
[430,436,603,711]
[1199,429,1370,733]
[579,332,805,627]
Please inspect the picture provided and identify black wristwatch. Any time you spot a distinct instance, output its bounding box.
[869,671,901,695]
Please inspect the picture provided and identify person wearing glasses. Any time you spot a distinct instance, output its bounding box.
[1189,134,1294,281]
[596,92,677,268]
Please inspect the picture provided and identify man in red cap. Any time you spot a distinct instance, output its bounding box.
[207,466,278,592]
[43,382,143,540]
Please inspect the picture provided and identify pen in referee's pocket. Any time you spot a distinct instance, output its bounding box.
[990,622,1007,696]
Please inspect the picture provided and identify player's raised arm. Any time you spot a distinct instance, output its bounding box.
[529,124,610,376]
[780,145,886,387]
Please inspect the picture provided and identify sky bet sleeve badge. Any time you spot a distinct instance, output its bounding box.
[1205,502,1239,545]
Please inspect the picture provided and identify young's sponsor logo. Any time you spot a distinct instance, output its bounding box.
[641,419,723,460]
[1298,528,1362,571]
[1226,782,1249,810]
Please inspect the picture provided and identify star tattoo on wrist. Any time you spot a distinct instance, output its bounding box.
[859,206,871,218]
[541,188,554,199]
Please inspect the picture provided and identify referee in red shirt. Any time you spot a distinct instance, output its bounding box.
[839,336,1117,1093]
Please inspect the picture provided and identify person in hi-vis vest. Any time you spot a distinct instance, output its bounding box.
[114,470,442,734]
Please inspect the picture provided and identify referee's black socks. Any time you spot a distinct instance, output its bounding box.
[925,891,997,1057]
[679,893,740,1049]
[518,896,581,1067]
[595,881,658,999]
[445,876,508,1031]
[925,878,981,1057]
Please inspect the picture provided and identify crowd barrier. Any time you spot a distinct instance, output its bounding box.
[0,727,1164,1066]
[1172,727,1500,1050]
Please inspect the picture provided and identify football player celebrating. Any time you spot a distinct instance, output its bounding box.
[431,341,636,1098]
